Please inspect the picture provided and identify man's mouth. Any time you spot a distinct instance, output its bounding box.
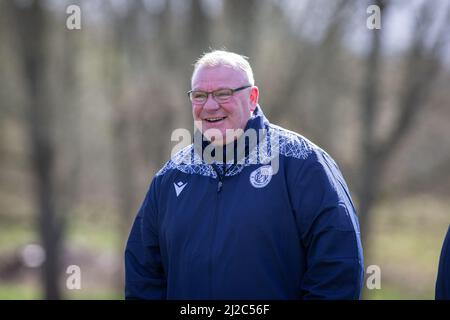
[204,117,227,123]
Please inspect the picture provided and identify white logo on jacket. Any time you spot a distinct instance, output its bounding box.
[249,165,273,188]
[174,181,187,196]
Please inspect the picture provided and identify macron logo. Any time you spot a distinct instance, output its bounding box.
[174,181,187,197]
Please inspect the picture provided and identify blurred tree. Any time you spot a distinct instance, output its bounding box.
[7,0,61,299]
[357,0,450,245]
[6,0,81,299]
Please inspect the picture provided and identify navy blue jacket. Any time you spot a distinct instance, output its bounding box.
[436,226,450,299]
[125,106,364,299]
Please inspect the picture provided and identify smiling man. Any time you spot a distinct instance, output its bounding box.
[125,50,364,299]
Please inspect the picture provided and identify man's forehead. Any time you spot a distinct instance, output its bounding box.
[192,65,248,88]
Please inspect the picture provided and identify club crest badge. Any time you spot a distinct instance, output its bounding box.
[249,165,273,188]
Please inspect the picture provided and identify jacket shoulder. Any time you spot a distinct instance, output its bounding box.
[155,144,216,178]
[268,124,317,161]
[155,144,194,177]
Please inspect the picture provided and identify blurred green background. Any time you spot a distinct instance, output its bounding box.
[0,0,449,299]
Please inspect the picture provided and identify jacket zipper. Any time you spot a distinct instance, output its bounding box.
[209,164,224,298]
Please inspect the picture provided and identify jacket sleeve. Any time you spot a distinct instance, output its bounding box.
[124,179,167,299]
[436,226,450,300]
[293,151,364,299]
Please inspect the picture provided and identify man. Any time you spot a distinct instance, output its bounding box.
[436,225,450,299]
[125,50,364,299]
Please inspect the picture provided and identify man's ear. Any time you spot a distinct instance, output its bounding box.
[249,86,259,112]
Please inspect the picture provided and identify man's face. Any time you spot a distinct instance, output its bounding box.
[191,65,259,145]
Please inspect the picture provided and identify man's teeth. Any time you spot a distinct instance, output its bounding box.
[205,117,225,123]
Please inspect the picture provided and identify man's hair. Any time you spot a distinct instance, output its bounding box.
[192,50,255,86]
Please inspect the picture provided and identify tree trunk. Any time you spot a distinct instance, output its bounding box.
[7,0,69,299]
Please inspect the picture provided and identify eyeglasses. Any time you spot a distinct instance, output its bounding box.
[187,85,252,104]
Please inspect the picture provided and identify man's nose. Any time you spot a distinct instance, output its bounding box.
[202,94,220,111]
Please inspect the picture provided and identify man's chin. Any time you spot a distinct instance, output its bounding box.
[204,134,226,146]
[195,123,244,146]
[200,127,227,145]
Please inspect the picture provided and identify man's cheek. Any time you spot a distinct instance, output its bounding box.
[193,106,201,118]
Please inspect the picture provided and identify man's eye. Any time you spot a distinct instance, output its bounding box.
[192,92,207,100]
[214,90,232,98]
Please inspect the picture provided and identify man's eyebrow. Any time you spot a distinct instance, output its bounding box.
[192,86,231,91]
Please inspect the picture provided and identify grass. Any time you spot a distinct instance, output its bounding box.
[362,194,449,300]
[363,284,432,300]
[0,284,123,300]
[0,284,41,300]
[67,219,124,255]
[66,289,123,300]
[0,224,35,254]
[0,217,123,255]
